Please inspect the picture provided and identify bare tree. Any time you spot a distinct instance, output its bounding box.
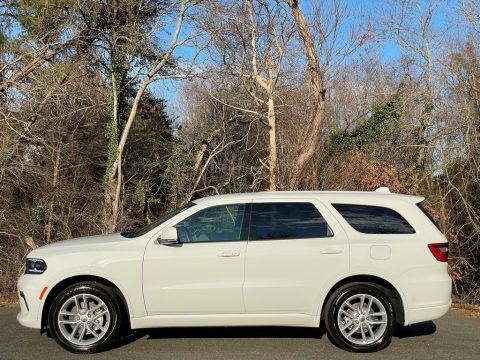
[202,0,293,190]
[284,0,326,189]
[104,0,199,232]
[438,41,480,303]
[377,0,442,171]
[245,0,289,190]
[0,71,71,174]
[460,0,480,34]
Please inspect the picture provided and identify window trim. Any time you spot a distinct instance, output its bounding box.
[331,203,416,235]
[174,203,250,244]
[247,201,334,241]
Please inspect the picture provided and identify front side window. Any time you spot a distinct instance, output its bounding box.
[332,204,415,234]
[175,204,246,243]
[249,202,332,240]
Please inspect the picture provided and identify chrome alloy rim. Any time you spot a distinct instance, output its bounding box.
[337,293,388,345]
[57,293,111,346]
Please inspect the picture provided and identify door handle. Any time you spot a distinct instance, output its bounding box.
[218,251,240,257]
[320,249,343,254]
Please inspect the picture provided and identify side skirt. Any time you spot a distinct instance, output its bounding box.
[131,313,318,329]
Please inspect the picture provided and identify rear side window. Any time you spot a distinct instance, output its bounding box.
[332,204,415,234]
[249,202,332,240]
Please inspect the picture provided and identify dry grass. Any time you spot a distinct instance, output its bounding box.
[451,303,480,318]
[0,297,19,308]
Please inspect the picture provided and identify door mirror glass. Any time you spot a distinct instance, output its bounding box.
[159,227,178,245]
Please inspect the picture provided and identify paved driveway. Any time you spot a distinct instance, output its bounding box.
[0,308,478,360]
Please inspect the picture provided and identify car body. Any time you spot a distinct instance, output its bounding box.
[17,188,451,353]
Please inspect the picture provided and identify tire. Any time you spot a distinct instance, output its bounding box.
[48,282,122,353]
[324,282,395,352]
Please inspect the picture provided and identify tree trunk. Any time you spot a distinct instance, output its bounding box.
[103,70,122,234]
[416,22,434,171]
[45,145,61,243]
[267,97,277,191]
[246,0,280,190]
[286,0,326,190]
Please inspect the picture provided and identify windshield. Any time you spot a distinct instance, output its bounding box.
[121,202,196,238]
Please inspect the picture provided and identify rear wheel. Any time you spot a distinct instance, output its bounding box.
[48,282,122,353]
[325,283,395,352]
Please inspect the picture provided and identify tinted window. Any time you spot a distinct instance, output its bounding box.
[249,202,332,240]
[332,204,415,234]
[175,204,246,242]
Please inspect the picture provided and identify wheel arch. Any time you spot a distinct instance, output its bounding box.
[41,275,131,332]
[320,274,405,325]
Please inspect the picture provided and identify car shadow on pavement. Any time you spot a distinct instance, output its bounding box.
[394,321,437,339]
[144,324,327,340]
[112,324,327,349]
[111,321,436,350]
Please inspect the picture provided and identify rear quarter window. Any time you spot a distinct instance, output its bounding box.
[332,204,415,234]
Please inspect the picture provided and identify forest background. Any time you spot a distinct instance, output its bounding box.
[0,0,479,305]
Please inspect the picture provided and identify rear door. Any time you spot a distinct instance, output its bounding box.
[243,199,349,316]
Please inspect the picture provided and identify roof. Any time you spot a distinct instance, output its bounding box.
[192,188,425,205]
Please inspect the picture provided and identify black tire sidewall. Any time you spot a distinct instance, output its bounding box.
[48,282,121,353]
[326,283,395,352]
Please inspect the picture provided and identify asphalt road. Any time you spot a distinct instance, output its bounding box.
[0,308,478,360]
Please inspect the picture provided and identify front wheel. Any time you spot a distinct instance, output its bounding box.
[48,282,122,353]
[325,283,395,352]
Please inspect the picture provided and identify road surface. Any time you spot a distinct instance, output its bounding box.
[0,308,478,359]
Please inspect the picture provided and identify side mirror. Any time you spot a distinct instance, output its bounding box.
[158,226,179,245]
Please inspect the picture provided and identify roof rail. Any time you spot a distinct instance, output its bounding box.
[373,187,391,193]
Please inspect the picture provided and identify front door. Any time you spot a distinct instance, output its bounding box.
[143,202,249,315]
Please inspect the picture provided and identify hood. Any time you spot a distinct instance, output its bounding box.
[28,233,124,258]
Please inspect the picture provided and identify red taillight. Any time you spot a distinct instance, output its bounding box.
[428,243,448,262]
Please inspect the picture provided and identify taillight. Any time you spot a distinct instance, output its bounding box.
[428,243,448,262]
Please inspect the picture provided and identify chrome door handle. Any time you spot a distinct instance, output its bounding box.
[218,251,240,257]
[320,249,343,254]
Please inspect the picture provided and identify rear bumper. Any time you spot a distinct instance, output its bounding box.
[398,264,452,325]
[405,299,451,325]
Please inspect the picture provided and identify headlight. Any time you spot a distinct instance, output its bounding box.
[25,258,47,274]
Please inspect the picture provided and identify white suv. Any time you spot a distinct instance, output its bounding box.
[17,188,451,353]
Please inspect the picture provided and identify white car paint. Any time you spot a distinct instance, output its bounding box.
[17,190,452,331]
[242,198,349,318]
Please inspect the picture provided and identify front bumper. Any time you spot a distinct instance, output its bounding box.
[17,273,49,329]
